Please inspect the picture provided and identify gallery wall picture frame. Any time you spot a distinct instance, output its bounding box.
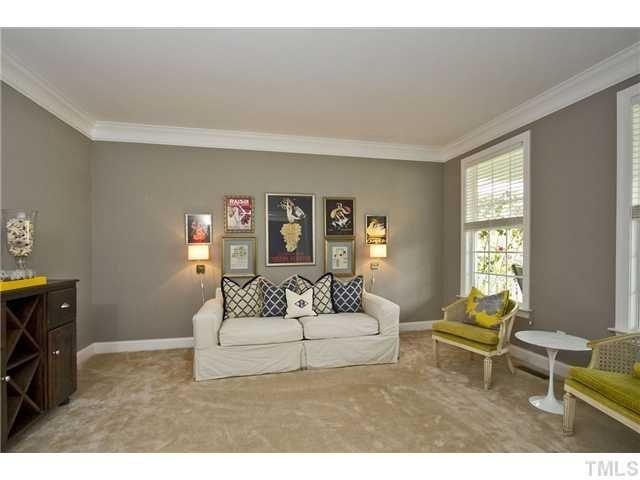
[224,195,255,233]
[185,213,212,245]
[265,193,315,266]
[365,214,388,245]
[324,196,355,237]
[325,238,356,277]
[222,237,257,277]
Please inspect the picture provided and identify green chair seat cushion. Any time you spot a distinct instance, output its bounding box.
[432,320,499,345]
[565,378,640,425]
[431,330,498,353]
[568,367,640,415]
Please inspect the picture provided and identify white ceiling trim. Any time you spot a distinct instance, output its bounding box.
[441,41,640,161]
[0,50,95,137]
[91,121,443,162]
[2,41,640,162]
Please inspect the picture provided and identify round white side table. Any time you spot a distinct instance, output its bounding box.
[515,330,590,415]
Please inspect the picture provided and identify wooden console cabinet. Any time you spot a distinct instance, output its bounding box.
[1,279,78,451]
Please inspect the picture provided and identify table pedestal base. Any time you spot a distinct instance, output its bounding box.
[529,395,563,415]
[528,347,564,415]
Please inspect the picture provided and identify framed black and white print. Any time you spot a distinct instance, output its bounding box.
[325,238,355,277]
[185,213,212,245]
[222,237,256,277]
[324,197,355,237]
[365,215,388,245]
[266,193,315,266]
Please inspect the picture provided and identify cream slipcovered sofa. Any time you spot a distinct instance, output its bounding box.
[192,287,400,380]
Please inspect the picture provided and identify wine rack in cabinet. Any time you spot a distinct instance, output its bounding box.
[1,279,77,451]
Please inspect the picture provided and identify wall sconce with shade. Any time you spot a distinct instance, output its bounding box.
[369,244,387,292]
[188,245,210,304]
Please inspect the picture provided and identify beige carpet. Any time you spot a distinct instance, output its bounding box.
[10,331,640,452]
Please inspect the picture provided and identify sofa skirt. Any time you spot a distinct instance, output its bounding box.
[194,335,399,381]
[303,335,399,370]
[194,341,305,381]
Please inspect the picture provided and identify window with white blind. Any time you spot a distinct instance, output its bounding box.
[615,82,640,332]
[461,131,531,311]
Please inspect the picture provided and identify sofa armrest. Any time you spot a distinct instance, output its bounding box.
[192,293,223,349]
[363,291,400,336]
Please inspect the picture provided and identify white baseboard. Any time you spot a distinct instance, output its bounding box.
[77,330,569,380]
[509,345,571,378]
[78,326,435,364]
[399,320,436,332]
[77,337,194,365]
[76,343,95,367]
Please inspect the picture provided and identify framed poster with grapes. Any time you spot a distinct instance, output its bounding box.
[265,193,315,266]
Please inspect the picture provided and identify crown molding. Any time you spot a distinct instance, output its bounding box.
[441,41,640,161]
[1,50,95,137]
[91,121,443,162]
[3,41,640,162]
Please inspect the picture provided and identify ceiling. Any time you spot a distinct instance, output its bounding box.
[2,28,639,149]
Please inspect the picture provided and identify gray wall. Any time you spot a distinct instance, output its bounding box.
[443,74,640,364]
[90,142,443,342]
[1,83,94,349]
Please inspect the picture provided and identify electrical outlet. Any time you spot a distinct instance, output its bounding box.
[196,264,205,274]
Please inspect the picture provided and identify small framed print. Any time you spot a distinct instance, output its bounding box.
[365,215,388,245]
[222,237,256,277]
[324,197,355,237]
[224,195,254,233]
[325,238,355,277]
[185,213,212,245]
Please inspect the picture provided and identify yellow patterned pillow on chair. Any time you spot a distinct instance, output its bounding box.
[634,362,640,379]
[465,287,510,329]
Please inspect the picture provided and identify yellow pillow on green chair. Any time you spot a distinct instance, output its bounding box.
[634,362,640,379]
[465,287,510,329]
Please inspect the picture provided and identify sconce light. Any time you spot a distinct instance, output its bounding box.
[369,244,387,292]
[188,245,210,304]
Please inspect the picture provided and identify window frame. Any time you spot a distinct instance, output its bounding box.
[460,131,531,312]
[615,82,640,333]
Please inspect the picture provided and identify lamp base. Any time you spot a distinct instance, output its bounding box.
[370,262,380,292]
[195,265,206,304]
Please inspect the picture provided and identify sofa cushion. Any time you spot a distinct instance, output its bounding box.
[568,367,640,415]
[432,320,499,345]
[219,317,303,346]
[299,313,378,340]
[260,276,300,317]
[222,276,262,319]
[332,276,364,313]
[285,288,316,319]
[298,273,335,314]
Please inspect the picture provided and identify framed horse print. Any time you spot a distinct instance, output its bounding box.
[265,193,315,266]
[324,197,355,237]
